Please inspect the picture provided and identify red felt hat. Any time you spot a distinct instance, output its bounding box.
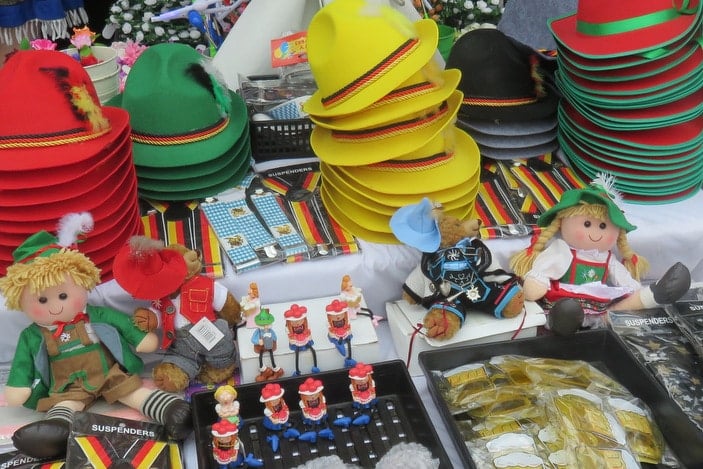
[112,236,189,300]
[0,161,138,221]
[0,141,133,206]
[0,50,131,171]
[549,0,701,58]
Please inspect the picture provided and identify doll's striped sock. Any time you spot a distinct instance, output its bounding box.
[46,405,74,423]
[141,390,182,423]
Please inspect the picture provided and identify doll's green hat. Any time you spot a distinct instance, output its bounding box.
[11,231,63,264]
[107,43,248,168]
[538,174,637,232]
[255,308,275,326]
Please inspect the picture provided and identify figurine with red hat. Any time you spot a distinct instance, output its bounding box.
[297,377,334,443]
[284,304,320,376]
[326,299,356,368]
[210,420,263,468]
[111,236,242,393]
[334,362,377,428]
[0,214,192,460]
[259,382,299,451]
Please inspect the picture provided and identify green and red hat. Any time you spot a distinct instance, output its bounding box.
[538,174,636,232]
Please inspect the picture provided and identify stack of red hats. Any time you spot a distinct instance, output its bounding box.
[0,50,143,279]
[549,0,703,203]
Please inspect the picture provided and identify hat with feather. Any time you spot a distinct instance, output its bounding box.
[0,50,141,278]
[107,43,251,199]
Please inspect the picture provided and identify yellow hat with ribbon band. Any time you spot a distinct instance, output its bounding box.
[310,65,461,131]
[303,0,439,117]
[311,90,463,166]
[331,126,481,194]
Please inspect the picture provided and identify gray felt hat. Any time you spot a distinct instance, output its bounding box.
[498,0,577,59]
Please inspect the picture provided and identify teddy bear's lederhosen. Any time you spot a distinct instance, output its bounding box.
[419,238,522,323]
[36,321,142,411]
[153,276,236,379]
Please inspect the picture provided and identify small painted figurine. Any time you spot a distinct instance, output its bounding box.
[241,282,261,329]
[334,362,377,428]
[297,377,334,442]
[326,299,356,368]
[259,382,298,450]
[211,421,263,468]
[284,304,320,376]
[251,309,284,382]
[214,384,240,426]
[349,362,377,410]
[339,274,362,319]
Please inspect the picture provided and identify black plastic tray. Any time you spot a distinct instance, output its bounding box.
[418,329,703,469]
[191,360,451,468]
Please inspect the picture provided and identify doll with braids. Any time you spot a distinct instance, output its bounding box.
[510,174,691,336]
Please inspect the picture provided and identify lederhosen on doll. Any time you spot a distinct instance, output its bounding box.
[37,320,142,411]
[419,238,523,325]
[542,249,631,315]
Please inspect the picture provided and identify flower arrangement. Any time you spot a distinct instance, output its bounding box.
[70,26,100,65]
[110,39,148,90]
[414,0,504,33]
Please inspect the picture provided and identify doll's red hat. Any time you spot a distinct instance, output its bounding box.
[548,0,701,59]
[112,236,189,300]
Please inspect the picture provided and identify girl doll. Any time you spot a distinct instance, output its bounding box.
[0,214,192,460]
[510,175,690,336]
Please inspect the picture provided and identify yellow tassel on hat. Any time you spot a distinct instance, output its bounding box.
[70,84,110,132]
[528,55,546,99]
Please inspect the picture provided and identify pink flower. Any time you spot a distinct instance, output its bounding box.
[122,40,148,67]
[70,26,97,50]
[29,39,57,50]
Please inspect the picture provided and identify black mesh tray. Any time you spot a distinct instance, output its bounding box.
[418,329,703,469]
[191,360,451,468]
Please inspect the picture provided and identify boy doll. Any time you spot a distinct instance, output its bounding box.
[0,214,191,459]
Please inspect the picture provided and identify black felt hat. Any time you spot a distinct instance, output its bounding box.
[446,28,559,123]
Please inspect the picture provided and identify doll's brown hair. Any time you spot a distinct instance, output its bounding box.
[0,249,100,311]
[510,203,649,281]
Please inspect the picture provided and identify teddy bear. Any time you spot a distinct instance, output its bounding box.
[112,236,243,392]
[391,198,525,340]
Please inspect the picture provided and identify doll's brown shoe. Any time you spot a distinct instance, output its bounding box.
[271,367,285,380]
[162,399,193,440]
[651,262,691,304]
[12,419,70,459]
[255,366,274,382]
[548,298,584,337]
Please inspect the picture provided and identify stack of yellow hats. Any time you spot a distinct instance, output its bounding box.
[303,0,481,244]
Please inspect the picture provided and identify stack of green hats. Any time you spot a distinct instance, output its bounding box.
[302,0,481,244]
[108,43,251,202]
[549,0,703,203]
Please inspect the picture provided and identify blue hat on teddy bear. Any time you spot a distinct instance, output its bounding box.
[390,198,441,253]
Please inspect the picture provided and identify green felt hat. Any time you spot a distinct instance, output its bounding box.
[255,308,275,326]
[107,43,248,168]
[538,175,637,232]
[12,231,63,263]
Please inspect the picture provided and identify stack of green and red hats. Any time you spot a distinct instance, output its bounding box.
[0,50,142,279]
[108,43,252,202]
[302,0,481,244]
[549,0,703,203]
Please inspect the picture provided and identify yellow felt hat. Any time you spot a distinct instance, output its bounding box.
[311,90,463,166]
[321,180,476,232]
[303,0,439,117]
[320,160,479,216]
[321,161,480,206]
[309,65,461,131]
[331,126,481,194]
